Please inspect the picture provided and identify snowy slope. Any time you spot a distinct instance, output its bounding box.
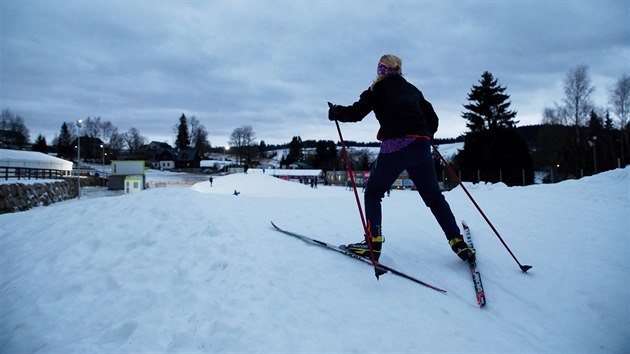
[1,168,628,353]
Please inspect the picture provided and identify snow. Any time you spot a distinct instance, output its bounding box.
[435,141,464,160]
[1,167,629,353]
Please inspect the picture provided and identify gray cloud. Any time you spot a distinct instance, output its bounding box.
[1,1,628,146]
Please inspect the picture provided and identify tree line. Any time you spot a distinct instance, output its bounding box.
[2,64,628,184]
[453,67,628,186]
[540,66,629,179]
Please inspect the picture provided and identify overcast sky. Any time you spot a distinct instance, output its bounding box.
[1,1,628,147]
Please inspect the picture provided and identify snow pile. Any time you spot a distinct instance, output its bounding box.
[1,167,628,353]
[192,170,327,198]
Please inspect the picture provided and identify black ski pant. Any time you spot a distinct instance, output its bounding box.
[364,138,460,240]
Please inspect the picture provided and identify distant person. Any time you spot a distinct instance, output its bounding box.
[233,189,240,196]
[209,176,213,187]
[327,54,474,263]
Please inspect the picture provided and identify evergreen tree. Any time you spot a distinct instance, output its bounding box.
[457,71,532,186]
[462,71,518,132]
[455,129,534,186]
[175,114,190,150]
[604,111,614,130]
[587,110,617,173]
[286,136,303,165]
[357,149,372,171]
[588,110,603,133]
[309,140,337,171]
[56,122,73,159]
[33,134,47,153]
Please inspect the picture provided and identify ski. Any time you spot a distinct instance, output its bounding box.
[462,220,487,307]
[271,221,446,294]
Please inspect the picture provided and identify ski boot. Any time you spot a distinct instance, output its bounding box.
[346,235,384,262]
[449,237,476,262]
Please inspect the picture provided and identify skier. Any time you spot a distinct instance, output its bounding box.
[327,54,474,263]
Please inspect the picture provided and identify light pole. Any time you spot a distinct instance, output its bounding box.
[588,136,597,174]
[100,144,105,172]
[77,119,83,199]
[224,145,230,172]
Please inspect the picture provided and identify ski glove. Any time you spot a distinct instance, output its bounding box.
[328,102,341,121]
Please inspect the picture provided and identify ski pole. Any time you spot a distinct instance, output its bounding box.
[431,142,532,273]
[333,118,381,278]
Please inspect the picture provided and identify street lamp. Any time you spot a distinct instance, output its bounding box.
[100,144,105,172]
[77,119,83,199]
[588,136,597,174]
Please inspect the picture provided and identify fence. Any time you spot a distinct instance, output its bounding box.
[437,168,534,189]
[327,168,536,191]
[2,166,71,181]
[146,180,197,188]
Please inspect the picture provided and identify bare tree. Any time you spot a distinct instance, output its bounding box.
[122,127,146,155]
[84,117,102,138]
[0,109,30,147]
[563,64,595,145]
[542,103,568,125]
[109,130,125,153]
[100,121,117,145]
[609,73,630,164]
[229,125,256,165]
[189,116,211,157]
[609,73,630,129]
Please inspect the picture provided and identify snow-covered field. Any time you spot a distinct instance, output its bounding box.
[1,167,628,353]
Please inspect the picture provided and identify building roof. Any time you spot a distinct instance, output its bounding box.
[0,149,73,171]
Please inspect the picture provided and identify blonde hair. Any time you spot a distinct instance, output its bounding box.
[371,54,402,90]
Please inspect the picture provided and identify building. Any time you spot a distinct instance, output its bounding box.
[143,142,200,170]
[174,148,200,169]
[249,168,324,184]
[70,136,106,162]
[108,160,145,192]
[0,148,73,180]
[326,170,415,189]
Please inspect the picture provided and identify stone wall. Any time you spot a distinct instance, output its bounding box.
[0,179,78,214]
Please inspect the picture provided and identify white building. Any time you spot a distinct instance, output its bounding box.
[0,149,73,180]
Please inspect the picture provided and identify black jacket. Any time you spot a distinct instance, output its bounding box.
[331,75,439,140]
